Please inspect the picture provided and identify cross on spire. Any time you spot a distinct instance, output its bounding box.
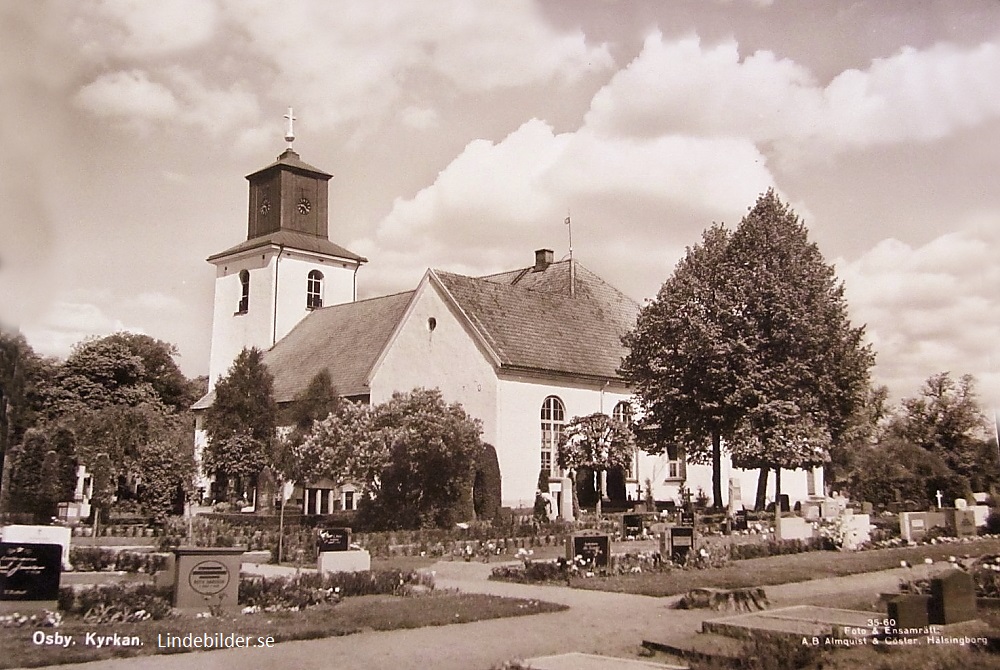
[284,107,296,149]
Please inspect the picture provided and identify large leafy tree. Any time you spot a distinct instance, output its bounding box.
[892,372,994,488]
[621,224,742,508]
[723,190,873,508]
[296,400,384,497]
[557,413,635,515]
[0,330,48,512]
[623,190,873,510]
[203,347,276,502]
[372,389,483,529]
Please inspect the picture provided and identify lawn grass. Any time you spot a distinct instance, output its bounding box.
[0,593,566,669]
[566,538,1000,597]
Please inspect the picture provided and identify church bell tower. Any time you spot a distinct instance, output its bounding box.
[205,109,367,389]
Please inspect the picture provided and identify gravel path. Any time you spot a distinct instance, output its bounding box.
[37,561,913,670]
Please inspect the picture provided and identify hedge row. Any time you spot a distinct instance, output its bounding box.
[69,547,168,574]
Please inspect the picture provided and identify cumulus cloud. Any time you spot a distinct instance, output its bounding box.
[20,300,146,361]
[586,32,1000,157]
[838,217,1000,406]
[75,70,180,121]
[221,0,612,130]
[74,68,259,136]
[360,118,775,301]
[81,0,220,56]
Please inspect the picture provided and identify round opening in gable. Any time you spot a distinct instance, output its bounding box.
[427,317,437,332]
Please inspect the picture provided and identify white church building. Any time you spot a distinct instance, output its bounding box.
[193,131,822,515]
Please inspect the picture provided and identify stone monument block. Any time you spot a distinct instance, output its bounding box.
[945,509,977,538]
[621,514,644,538]
[0,543,62,612]
[775,516,813,541]
[1,525,72,570]
[928,569,977,625]
[317,527,351,552]
[318,549,371,574]
[567,532,610,568]
[172,547,245,613]
[887,594,930,634]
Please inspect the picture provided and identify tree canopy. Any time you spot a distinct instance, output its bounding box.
[623,190,875,509]
[558,412,635,514]
[203,347,277,501]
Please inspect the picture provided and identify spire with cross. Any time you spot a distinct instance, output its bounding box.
[284,107,296,149]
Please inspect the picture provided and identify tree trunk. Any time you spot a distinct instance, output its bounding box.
[754,468,769,511]
[595,469,603,517]
[711,431,723,509]
[774,466,782,506]
[277,482,287,564]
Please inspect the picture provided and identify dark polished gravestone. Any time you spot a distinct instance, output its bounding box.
[317,527,351,552]
[929,569,977,625]
[887,594,931,633]
[659,526,695,563]
[732,509,748,532]
[567,532,610,568]
[621,514,644,538]
[0,542,62,612]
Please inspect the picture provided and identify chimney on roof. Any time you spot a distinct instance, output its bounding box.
[533,248,554,272]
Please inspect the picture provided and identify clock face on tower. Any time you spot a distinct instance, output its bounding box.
[259,198,271,216]
[297,197,311,215]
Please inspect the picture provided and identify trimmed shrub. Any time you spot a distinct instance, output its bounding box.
[473,443,502,521]
[69,547,168,574]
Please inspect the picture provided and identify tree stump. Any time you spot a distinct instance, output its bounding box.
[677,587,769,612]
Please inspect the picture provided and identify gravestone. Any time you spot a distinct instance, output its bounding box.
[801,502,821,521]
[1,525,72,570]
[621,514,644,538]
[317,527,351,552]
[172,547,245,613]
[971,505,991,527]
[900,511,948,542]
[567,532,610,568]
[256,466,276,514]
[954,498,968,510]
[840,513,872,550]
[887,594,930,634]
[775,516,813,541]
[732,509,748,531]
[0,543,62,612]
[664,526,695,563]
[861,501,874,515]
[727,478,742,514]
[316,527,371,573]
[679,509,695,526]
[945,509,977,538]
[928,569,977,625]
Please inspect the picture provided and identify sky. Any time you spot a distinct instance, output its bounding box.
[2,0,999,412]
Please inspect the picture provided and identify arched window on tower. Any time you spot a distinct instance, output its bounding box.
[306,270,324,309]
[237,270,250,314]
[613,401,639,482]
[540,396,565,477]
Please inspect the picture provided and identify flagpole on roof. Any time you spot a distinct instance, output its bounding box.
[565,212,575,298]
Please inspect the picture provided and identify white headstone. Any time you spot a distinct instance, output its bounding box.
[1,525,73,570]
[954,498,968,509]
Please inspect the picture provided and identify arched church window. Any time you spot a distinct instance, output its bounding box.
[540,396,565,477]
[306,270,324,309]
[237,270,250,314]
[613,401,639,482]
